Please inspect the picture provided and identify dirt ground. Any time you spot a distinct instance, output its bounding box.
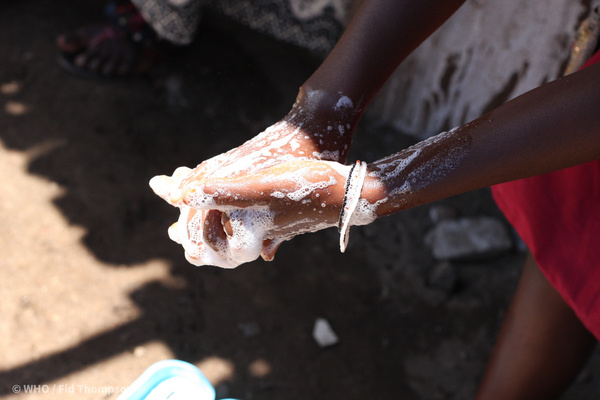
[1,1,600,399]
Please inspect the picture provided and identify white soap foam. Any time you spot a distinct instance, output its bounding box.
[155,159,366,269]
[349,198,382,227]
[285,175,338,201]
[174,205,273,269]
[334,95,354,111]
[226,209,274,264]
[368,129,470,213]
[312,150,340,161]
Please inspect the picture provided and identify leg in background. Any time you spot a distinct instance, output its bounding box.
[475,251,597,400]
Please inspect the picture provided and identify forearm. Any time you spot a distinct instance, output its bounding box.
[285,0,466,162]
[363,61,600,216]
[304,0,466,111]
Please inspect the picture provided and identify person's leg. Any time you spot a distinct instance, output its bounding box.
[475,251,597,400]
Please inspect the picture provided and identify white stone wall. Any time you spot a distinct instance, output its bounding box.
[368,0,589,140]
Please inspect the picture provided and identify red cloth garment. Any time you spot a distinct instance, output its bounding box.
[490,54,600,339]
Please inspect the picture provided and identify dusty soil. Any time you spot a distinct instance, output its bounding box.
[1,1,599,399]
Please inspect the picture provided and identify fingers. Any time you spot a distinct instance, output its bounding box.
[202,210,228,252]
[152,159,349,268]
[176,206,229,267]
[180,160,316,209]
[172,166,193,179]
[166,205,266,269]
[182,178,266,210]
[168,167,193,203]
[149,166,192,205]
[261,238,284,261]
[152,165,268,210]
[149,175,176,203]
[168,208,284,266]
[181,160,346,211]
[168,222,182,244]
[181,156,225,187]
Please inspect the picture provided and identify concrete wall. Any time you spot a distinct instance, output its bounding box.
[368,0,590,140]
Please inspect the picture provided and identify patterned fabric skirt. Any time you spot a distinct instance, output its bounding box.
[130,0,354,53]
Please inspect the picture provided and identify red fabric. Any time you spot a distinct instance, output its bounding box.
[583,48,600,69]
[490,53,600,339]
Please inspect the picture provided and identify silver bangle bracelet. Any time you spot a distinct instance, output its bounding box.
[338,160,368,253]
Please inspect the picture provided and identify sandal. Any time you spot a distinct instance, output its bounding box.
[57,1,164,78]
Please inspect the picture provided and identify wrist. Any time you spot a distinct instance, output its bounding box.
[292,84,364,126]
[357,169,392,217]
[284,85,364,162]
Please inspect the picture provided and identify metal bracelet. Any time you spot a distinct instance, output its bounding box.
[338,160,367,253]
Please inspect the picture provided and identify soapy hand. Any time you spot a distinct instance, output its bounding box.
[176,91,357,192]
[183,159,350,234]
[150,160,353,268]
[149,90,362,268]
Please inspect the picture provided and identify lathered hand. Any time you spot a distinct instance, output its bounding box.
[151,160,356,268]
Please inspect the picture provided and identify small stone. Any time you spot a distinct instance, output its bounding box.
[312,318,339,347]
[425,217,512,260]
[133,346,146,357]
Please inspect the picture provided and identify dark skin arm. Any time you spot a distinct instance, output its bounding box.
[158,2,600,254]
[282,0,467,163]
[363,60,600,216]
[152,3,600,396]
[152,0,468,258]
[303,0,466,109]
[175,0,467,189]
[179,60,600,243]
